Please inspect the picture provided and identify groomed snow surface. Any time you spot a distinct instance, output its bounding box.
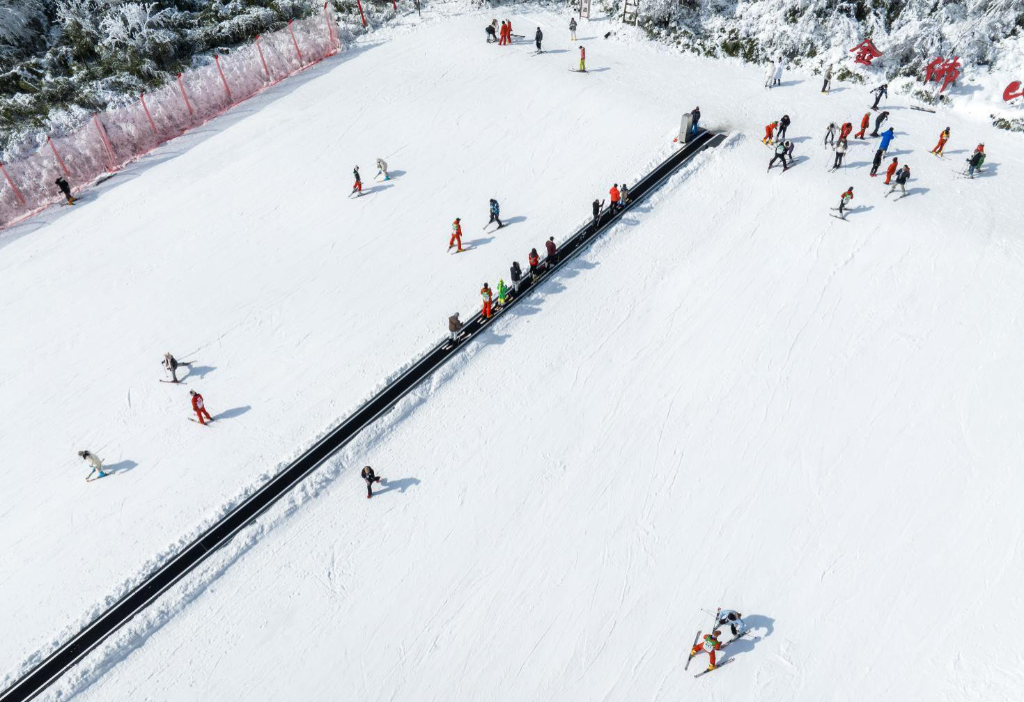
[3,7,1024,701]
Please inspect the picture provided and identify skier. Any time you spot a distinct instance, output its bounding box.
[967,148,986,178]
[486,21,497,43]
[545,236,558,267]
[764,61,776,89]
[715,610,747,638]
[688,631,723,671]
[870,83,888,110]
[831,138,848,170]
[162,352,192,383]
[375,157,389,181]
[776,114,791,141]
[481,282,493,319]
[361,465,382,499]
[507,19,514,41]
[449,217,463,253]
[930,127,950,155]
[78,450,107,481]
[762,121,778,146]
[55,177,75,205]
[855,112,870,139]
[784,139,795,163]
[498,20,507,45]
[609,183,621,213]
[535,27,543,52]
[351,166,362,196]
[510,261,523,292]
[839,121,853,140]
[869,148,883,177]
[591,198,603,231]
[878,126,895,154]
[887,165,911,196]
[690,106,701,135]
[578,45,586,72]
[448,312,463,342]
[768,141,788,171]
[488,199,503,229]
[884,156,899,185]
[497,278,508,307]
[569,16,577,42]
[823,122,837,147]
[836,186,854,216]
[528,248,540,277]
[773,60,784,87]
[190,390,212,424]
[870,110,889,137]
[620,183,630,205]
[821,63,833,93]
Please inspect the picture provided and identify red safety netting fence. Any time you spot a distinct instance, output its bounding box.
[0,3,340,230]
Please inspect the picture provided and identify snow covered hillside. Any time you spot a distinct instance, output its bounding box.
[4,6,1024,701]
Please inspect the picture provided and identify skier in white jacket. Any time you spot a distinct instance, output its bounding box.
[375,157,389,181]
[773,61,785,86]
[764,61,776,88]
[78,450,107,481]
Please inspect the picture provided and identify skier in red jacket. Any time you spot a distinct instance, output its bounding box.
[579,45,586,72]
[190,390,212,424]
[481,282,493,318]
[839,122,853,140]
[688,631,723,671]
[609,184,621,212]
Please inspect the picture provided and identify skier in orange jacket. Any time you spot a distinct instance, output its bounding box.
[931,127,950,155]
[448,218,463,252]
[884,156,899,184]
[481,282,493,318]
[762,121,777,145]
[855,112,870,139]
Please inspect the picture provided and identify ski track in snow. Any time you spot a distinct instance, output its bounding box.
[1,5,1023,702]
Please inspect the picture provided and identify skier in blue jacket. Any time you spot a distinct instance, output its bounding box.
[879,127,895,153]
[488,199,504,229]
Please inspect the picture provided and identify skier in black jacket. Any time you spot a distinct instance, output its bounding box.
[870,84,888,110]
[591,198,603,231]
[510,261,523,292]
[870,111,889,137]
[535,27,543,52]
[776,114,791,141]
[55,177,75,205]
[870,149,883,176]
[361,465,382,499]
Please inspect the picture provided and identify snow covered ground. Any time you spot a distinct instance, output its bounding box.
[3,6,1024,700]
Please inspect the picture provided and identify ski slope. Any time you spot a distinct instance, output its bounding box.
[5,6,1024,701]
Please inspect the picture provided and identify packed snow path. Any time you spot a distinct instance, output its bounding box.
[0,122,721,702]
[3,6,1024,701]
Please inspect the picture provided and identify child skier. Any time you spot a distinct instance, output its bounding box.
[78,450,107,481]
[375,157,389,181]
[688,631,723,671]
[481,282,493,319]
[578,45,586,72]
[351,166,362,196]
[931,127,950,155]
[190,390,213,424]
[762,121,778,145]
[836,186,854,216]
[55,177,75,205]
[884,157,899,185]
[768,141,788,171]
[449,218,463,252]
[855,112,870,139]
[497,279,508,307]
[361,465,382,498]
[823,122,837,147]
